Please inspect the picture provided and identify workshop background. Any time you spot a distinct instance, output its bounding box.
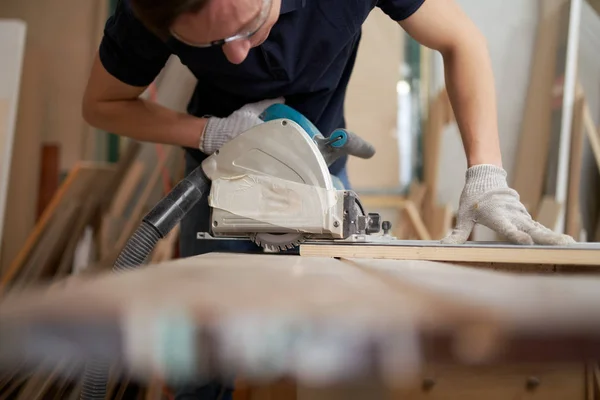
[0,0,600,397]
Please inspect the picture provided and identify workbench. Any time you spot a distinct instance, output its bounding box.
[1,244,600,399]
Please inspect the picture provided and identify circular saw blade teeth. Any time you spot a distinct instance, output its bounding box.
[251,233,306,252]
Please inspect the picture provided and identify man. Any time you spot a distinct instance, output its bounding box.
[82,0,575,397]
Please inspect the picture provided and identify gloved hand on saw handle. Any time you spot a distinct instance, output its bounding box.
[442,164,577,246]
[199,97,285,154]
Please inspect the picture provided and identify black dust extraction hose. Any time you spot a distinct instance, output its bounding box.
[79,165,211,400]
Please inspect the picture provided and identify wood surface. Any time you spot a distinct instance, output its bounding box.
[0,20,27,273]
[3,254,600,369]
[535,196,563,230]
[2,253,600,398]
[0,162,115,288]
[583,100,600,173]
[299,241,600,266]
[37,144,60,220]
[422,89,452,235]
[512,0,567,212]
[0,100,10,261]
[566,94,584,238]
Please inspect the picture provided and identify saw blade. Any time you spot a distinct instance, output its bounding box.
[251,232,307,252]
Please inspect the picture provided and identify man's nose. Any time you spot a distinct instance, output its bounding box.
[222,40,251,64]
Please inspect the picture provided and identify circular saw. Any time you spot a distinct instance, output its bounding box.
[199,104,387,251]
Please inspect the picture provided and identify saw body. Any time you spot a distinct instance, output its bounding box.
[198,104,386,251]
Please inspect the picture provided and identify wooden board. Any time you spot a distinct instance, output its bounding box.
[583,100,600,173]
[299,241,600,266]
[3,253,600,390]
[512,0,568,212]
[36,144,60,220]
[0,162,115,288]
[566,94,585,238]
[536,196,563,230]
[0,20,27,269]
[0,100,10,256]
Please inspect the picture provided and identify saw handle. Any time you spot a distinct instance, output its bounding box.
[331,128,376,159]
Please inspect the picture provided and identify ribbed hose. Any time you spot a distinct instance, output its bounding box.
[80,222,161,400]
[79,165,210,400]
[80,359,111,400]
[113,222,162,272]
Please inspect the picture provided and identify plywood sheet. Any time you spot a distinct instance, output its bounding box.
[299,241,600,266]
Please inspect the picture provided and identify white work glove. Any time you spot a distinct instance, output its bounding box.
[199,97,285,154]
[442,164,576,246]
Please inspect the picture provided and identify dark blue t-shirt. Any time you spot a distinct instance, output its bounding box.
[99,0,425,173]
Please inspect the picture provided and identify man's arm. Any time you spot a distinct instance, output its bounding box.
[82,52,206,149]
[398,0,503,168]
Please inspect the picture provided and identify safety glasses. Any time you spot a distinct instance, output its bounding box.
[170,0,272,47]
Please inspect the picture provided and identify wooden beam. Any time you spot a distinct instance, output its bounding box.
[512,0,568,212]
[299,241,600,266]
[588,0,600,16]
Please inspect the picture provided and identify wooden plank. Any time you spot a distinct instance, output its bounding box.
[0,19,41,277]
[403,201,431,240]
[400,182,427,239]
[4,253,600,388]
[102,140,142,210]
[432,204,453,240]
[387,363,585,400]
[565,94,585,238]
[0,100,11,261]
[553,0,583,233]
[589,0,600,16]
[536,196,563,230]
[109,160,145,217]
[422,89,450,229]
[299,241,600,266]
[512,0,567,212]
[11,201,81,287]
[0,162,115,289]
[0,20,27,272]
[36,144,60,220]
[583,100,600,173]
[105,145,175,263]
[55,164,116,277]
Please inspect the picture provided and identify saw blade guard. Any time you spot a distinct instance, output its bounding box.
[259,104,376,190]
[201,118,344,241]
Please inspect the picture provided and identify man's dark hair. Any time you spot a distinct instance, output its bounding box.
[129,0,210,40]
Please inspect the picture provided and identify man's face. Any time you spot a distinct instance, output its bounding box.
[170,0,281,64]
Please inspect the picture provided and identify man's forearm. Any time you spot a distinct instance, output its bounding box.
[83,97,206,149]
[441,34,503,168]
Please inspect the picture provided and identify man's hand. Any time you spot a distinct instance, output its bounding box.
[200,97,284,154]
[442,164,577,246]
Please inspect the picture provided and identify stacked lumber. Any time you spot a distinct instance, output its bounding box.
[0,140,184,399]
[512,0,600,241]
